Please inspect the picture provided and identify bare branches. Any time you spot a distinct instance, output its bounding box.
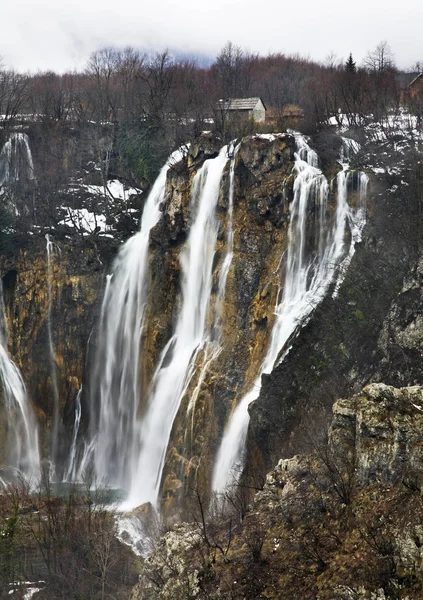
[363,41,396,73]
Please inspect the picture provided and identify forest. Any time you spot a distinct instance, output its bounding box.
[0,40,421,191]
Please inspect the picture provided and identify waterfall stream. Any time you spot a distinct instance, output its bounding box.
[45,234,61,472]
[64,387,82,482]
[85,149,185,490]
[68,133,368,510]
[214,143,239,337]
[212,134,368,493]
[185,144,240,454]
[0,282,40,482]
[124,146,229,508]
[0,132,35,187]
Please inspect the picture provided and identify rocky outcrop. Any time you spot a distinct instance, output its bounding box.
[376,256,423,386]
[330,383,423,486]
[132,383,423,600]
[131,524,202,600]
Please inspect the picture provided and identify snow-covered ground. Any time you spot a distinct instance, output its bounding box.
[329,110,422,177]
[253,132,287,142]
[8,581,44,599]
[81,179,142,201]
[58,207,110,235]
[58,178,142,235]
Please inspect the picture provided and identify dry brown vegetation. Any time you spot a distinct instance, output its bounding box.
[0,471,139,599]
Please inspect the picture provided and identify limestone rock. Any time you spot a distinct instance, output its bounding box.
[132,523,202,600]
[330,383,423,486]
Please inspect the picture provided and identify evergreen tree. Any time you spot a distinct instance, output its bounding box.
[345,53,357,74]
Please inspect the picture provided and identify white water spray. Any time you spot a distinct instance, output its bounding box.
[212,134,368,493]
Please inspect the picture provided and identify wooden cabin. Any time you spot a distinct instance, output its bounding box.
[395,72,423,104]
[217,97,266,124]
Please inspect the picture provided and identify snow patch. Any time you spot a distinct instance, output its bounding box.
[59,208,108,234]
[254,133,286,141]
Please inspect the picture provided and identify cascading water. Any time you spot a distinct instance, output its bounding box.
[214,143,239,336]
[0,132,35,186]
[78,133,367,511]
[332,171,367,298]
[212,134,368,493]
[185,143,240,456]
[124,146,229,508]
[333,138,368,296]
[64,387,82,482]
[86,149,185,489]
[0,281,40,482]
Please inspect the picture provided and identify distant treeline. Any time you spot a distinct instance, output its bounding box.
[0,41,422,185]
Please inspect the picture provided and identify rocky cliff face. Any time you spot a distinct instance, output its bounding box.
[1,127,421,515]
[0,236,105,468]
[1,132,299,485]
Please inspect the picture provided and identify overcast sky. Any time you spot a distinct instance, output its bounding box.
[2,0,422,73]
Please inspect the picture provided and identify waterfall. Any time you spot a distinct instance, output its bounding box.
[185,144,239,455]
[0,281,40,481]
[212,134,368,493]
[214,143,239,337]
[45,234,61,472]
[333,139,368,296]
[79,133,367,509]
[123,146,229,509]
[86,149,185,489]
[340,136,361,164]
[64,387,82,482]
[0,132,35,186]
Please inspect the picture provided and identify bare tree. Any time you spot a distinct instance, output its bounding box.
[28,71,76,121]
[86,47,122,123]
[144,50,175,121]
[363,41,396,73]
[91,515,120,600]
[117,46,145,122]
[0,69,29,123]
[214,41,245,97]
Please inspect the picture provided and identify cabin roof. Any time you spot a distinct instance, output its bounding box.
[218,97,266,111]
[409,73,423,87]
[395,72,422,88]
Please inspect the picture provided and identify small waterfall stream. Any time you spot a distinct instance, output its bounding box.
[0,282,40,482]
[45,234,61,472]
[333,138,368,295]
[64,387,82,482]
[212,135,368,493]
[214,143,239,336]
[0,132,35,187]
